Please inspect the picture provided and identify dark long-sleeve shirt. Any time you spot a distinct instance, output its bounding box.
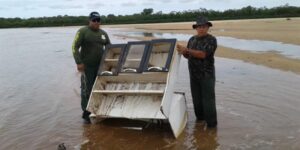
[187,34,217,80]
[72,26,111,67]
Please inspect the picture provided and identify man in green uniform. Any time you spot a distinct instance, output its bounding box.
[72,12,111,123]
[177,16,218,128]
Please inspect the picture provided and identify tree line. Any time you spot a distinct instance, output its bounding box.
[0,4,299,28]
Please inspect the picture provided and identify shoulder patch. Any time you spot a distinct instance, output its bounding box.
[101,34,106,40]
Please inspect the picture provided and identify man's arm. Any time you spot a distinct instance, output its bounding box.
[72,29,84,72]
[177,37,217,59]
[177,44,206,59]
[187,48,207,59]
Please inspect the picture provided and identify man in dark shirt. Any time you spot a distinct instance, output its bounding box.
[72,12,111,123]
[177,16,218,128]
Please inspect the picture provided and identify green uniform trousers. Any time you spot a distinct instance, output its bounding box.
[190,76,217,126]
[81,66,98,113]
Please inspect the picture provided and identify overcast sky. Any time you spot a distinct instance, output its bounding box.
[0,0,299,18]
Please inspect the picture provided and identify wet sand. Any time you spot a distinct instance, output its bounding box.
[106,17,300,74]
[106,17,300,45]
[215,46,300,74]
[0,22,300,150]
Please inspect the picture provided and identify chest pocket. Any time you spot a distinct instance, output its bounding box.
[85,33,107,44]
[98,34,107,44]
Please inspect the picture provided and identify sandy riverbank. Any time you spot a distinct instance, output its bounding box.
[104,18,300,74]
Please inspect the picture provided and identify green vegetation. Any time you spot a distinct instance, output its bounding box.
[1,4,300,28]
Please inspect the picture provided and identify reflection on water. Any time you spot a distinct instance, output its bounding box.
[123,32,300,59]
[81,119,219,150]
[0,27,300,149]
[143,32,154,37]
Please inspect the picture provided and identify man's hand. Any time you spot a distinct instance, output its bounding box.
[176,44,188,55]
[77,64,85,72]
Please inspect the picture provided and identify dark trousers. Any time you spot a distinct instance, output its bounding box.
[190,76,217,126]
[81,65,98,117]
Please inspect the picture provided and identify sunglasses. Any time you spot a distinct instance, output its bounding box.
[195,25,208,28]
[91,18,101,23]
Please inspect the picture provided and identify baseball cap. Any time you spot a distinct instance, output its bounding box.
[89,11,101,20]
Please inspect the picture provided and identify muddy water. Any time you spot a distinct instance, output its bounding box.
[0,27,300,150]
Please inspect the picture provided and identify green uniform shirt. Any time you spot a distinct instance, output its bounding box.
[72,26,111,67]
[187,34,217,80]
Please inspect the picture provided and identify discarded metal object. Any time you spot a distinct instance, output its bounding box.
[57,143,66,150]
[86,38,187,138]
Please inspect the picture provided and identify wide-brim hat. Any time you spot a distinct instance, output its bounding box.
[192,16,213,29]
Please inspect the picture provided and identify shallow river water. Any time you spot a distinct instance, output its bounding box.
[0,27,300,150]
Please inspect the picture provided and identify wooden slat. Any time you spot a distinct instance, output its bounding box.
[105,59,141,62]
[99,72,168,83]
[93,90,164,95]
[87,94,166,119]
[104,59,118,62]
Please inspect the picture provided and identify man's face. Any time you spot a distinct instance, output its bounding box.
[89,18,101,30]
[195,24,209,36]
